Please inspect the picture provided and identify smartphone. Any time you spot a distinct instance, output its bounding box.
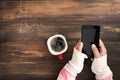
[82,25,100,58]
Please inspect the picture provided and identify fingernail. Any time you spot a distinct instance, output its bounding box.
[100,39,103,42]
[81,42,83,45]
[92,44,95,47]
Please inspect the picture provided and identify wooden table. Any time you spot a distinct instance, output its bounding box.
[0,0,120,80]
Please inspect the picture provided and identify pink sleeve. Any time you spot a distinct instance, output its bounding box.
[96,73,113,80]
[57,68,76,80]
[57,68,113,80]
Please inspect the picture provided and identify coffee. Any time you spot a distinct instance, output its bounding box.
[50,37,65,52]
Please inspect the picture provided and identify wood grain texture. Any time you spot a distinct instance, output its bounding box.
[0,0,120,80]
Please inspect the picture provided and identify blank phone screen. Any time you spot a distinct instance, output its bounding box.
[82,25,100,58]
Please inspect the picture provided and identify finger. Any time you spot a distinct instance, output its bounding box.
[76,42,83,52]
[91,44,100,58]
[75,41,83,52]
[75,40,80,50]
[82,53,88,59]
[99,39,107,55]
[91,58,94,62]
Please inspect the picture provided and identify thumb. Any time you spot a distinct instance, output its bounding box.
[81,53,88,59]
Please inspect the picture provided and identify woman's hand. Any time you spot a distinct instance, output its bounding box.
[65,40,87,74]
[91,39,112,79]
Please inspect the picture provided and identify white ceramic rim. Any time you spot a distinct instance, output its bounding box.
[47,34,68,55]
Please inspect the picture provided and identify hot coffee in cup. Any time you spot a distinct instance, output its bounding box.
[51,37,65,52]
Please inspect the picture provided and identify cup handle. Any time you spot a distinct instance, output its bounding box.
[58,54,63,60]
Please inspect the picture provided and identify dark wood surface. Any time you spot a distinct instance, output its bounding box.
[0,0,120,80]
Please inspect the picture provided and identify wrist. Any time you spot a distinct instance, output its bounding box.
[95,66,112,79]
[64,63,78,76]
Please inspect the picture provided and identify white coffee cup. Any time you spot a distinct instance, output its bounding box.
[47,34,68,55]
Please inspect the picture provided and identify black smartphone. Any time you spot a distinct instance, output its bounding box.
[82,25,100,58]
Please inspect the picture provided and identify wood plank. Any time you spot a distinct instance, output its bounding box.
[0,62,120,80]
[0,0,113,20]
[0,26,119,42]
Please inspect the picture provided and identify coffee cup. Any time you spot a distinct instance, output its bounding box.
[47,34,68,60]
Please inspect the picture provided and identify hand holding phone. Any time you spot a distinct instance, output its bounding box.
[82,25,100,58]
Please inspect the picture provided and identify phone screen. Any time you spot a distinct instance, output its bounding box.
[82,25,100,58]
